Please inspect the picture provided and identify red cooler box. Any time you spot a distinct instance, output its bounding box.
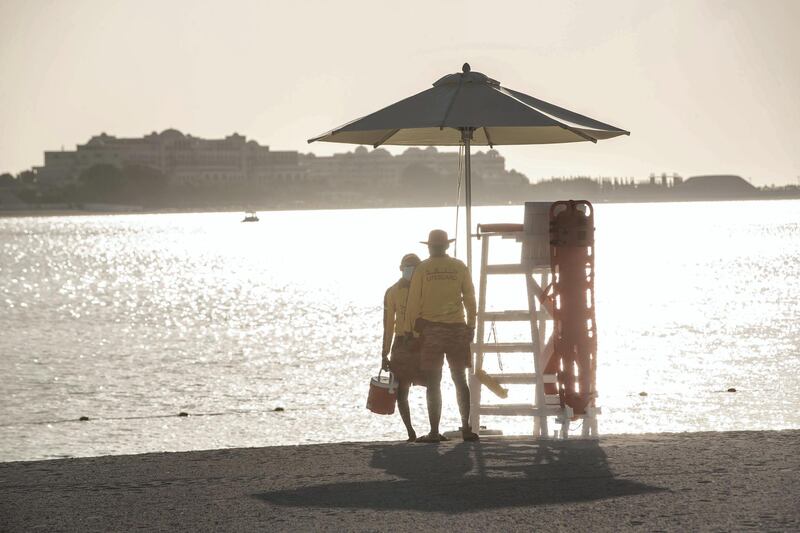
[367,371,398,415]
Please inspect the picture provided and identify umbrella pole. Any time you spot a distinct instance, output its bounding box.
[462,128,474,272]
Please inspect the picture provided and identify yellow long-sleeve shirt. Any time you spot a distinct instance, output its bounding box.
[403,255,476,333]
[382,280,409,356]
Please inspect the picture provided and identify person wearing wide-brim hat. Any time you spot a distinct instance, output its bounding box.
[418,229,455,246]
[381,252,424,442]
[403,229,479,443]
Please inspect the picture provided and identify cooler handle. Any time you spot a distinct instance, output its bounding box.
[377,368,398,394]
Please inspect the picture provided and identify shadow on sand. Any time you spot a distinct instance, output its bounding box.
[254,439,664,513]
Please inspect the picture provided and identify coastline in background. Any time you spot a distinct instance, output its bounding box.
[1,191,799,219]
[1,130,799,216]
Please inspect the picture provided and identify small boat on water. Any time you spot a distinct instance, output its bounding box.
[241,211,259,223]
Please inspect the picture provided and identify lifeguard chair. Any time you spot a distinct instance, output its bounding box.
[469,201,600,438]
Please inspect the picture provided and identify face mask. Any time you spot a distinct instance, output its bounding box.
[402,266,415,281]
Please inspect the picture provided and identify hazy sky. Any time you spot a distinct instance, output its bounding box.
[1,0,798,185]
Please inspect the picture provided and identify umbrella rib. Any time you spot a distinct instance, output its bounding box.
[483,127,495,148]
[373,129,401,148]
[558,123,597,143]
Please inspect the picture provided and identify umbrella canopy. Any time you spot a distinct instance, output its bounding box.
[308,63,629,270]
[309,63,629,148]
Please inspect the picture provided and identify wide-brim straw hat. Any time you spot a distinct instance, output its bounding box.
[420,229,455,246]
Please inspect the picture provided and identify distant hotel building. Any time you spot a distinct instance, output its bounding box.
[35,130,524,189]
[36,129,304,187]
[301,145,515,189]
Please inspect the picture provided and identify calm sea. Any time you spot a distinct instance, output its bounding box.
[1,200,798,462]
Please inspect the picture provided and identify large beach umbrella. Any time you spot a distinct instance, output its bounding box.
[308,63,629,269]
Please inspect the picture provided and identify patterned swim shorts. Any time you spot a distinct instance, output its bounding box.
[390,337,424,386]
[419,322,471,371]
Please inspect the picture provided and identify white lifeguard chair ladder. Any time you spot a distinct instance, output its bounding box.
[468,202,600,439]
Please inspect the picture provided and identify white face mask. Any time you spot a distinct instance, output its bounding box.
[402,266,415,281]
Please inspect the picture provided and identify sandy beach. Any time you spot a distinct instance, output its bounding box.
[1,430,798,532]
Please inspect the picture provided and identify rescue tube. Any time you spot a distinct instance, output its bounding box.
[548,200,597,415]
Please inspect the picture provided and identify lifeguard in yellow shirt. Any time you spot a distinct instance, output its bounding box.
[403,229,479,443]
[382,253,423,442]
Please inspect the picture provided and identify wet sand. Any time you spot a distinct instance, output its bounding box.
[1,430,798,532]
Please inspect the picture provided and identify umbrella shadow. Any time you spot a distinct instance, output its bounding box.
[253,439,664,513]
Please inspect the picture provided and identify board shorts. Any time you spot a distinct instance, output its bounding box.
[389,337,425,386]
[419,322,472,372]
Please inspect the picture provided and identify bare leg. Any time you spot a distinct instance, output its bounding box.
[425,366,443,436]
[396,381,415,441]
[450,366,471,428]
[451,366,479,440]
